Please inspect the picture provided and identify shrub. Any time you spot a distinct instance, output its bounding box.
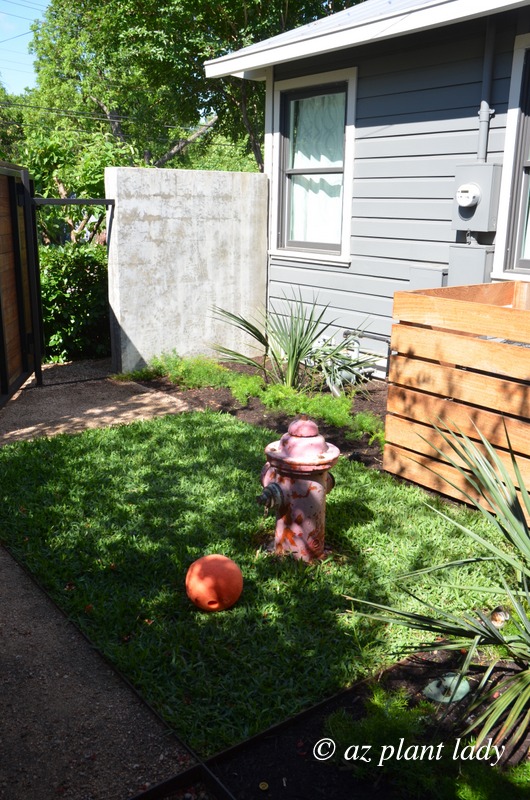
[39,243,110,361]
[212,292,376,393]
[346,422,530,762]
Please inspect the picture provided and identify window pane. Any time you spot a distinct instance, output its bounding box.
[289,92,345,169]
[289,173,343,245]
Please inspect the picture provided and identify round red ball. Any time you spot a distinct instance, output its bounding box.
[185,555,243,612]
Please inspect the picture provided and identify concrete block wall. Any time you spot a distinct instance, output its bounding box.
[105,167,268,373]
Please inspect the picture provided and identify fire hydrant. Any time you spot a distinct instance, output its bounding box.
[257,416,340,561]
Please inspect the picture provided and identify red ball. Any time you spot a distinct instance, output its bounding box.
[185,555,243,612]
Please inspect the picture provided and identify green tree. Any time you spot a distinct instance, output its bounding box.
[28,0,358,171]
[15,128,141,243]
[0,84,24,163]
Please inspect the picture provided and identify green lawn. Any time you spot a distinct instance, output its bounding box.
[0,411,500,756]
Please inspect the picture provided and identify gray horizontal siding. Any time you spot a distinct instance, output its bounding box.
[269,12,519,365]
[270,261,407,298]
[351,237,449,263]
[350,18,515,277]
[354,128,506,160]
[351,198,451,219]
[354,156,465,179]
[356,112,506,142]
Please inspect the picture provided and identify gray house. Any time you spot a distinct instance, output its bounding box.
[205,0,530,360]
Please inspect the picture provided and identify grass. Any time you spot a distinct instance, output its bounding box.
[116,351,385,446]
[0,411,505,758]
[325,686,530,799]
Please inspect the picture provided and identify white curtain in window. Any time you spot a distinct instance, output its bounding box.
[289,175,343,244]
[289,92,345,245]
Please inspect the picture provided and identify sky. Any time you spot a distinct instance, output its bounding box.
[0,0,48,95]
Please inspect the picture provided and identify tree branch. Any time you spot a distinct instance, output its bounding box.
[153,115,218,168]
[53,177,76,238]
[89,95,128,144]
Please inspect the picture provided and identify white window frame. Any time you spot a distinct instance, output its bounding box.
[492,32,530,281]
[266,67,357,267]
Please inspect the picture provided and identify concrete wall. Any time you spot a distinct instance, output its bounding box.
[105,167,268,373]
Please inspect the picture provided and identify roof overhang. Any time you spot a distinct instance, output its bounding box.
[204,0,530,80]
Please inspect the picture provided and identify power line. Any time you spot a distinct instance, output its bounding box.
[0,56,33,64]
[0,0,47,10]
[0,66,35,74]
[2,45,35,54]
[0,99,193,131]
[0,8,40,21]
[0,29,32,44]
[0,118,242,149]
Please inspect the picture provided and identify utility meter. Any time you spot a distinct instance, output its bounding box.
[455,182,481,208]
[451,164,501,231]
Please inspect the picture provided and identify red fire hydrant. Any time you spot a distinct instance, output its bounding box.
[257,416,340,561]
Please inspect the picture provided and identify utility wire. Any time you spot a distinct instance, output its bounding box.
[0,99,200,131]
[0,30,32,44]
[0,67,34,75]
[0,9,40,21]
[1,0,47,10]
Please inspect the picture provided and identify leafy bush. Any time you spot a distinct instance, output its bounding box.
[39,243,110,361]
[346,411,385,448]
[259,383,354,428]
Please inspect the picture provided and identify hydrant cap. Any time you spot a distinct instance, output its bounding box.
[288,415,320,437]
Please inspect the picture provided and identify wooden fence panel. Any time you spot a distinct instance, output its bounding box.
[0,165,41,404]
[384,283,530,506]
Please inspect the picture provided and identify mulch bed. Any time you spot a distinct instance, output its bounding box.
[138,377,388,471]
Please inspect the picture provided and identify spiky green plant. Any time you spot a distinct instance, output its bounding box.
[346,421,530,763]
[212,292,373,392]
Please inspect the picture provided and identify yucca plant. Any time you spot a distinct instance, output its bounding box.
[212,292,373,392]
[346,421,530,764]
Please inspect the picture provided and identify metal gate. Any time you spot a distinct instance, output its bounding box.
[0,161,42,407]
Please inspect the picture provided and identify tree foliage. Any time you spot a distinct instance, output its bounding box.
[0,83,24,163]
[28,0,357,171]
[39,243,110,361]
[2,0,358,243]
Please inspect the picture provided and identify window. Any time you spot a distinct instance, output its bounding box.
[281,85,347,252]
[269,68,356,262]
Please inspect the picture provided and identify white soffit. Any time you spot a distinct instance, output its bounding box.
[204,0,530,79]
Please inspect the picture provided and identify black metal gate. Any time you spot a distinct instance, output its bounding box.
[0,161,42,407]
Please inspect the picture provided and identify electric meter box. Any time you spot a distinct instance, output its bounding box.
[447,244,495,285]
[451,163,502,232]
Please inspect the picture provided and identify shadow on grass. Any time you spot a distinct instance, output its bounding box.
[0,411,508,778]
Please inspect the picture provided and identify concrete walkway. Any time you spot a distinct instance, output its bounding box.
[0,359,192,447]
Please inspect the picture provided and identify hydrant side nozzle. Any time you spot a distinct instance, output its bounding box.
[256,482,285,517]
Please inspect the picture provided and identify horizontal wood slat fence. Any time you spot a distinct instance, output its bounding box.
[383,282,530,507]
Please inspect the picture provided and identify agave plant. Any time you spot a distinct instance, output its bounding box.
[212,292,374,392]
[346,421,530,763]
[306,331,377,397]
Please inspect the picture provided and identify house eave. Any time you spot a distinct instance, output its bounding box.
[204,0,530,79]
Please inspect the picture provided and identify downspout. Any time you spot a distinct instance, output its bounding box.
[477,18,496,163]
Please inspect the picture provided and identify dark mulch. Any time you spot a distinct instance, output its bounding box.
[139,377,388,471]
